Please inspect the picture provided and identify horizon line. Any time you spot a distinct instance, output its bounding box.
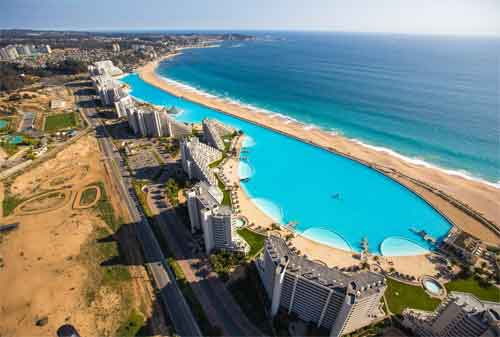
[1,27,499,38]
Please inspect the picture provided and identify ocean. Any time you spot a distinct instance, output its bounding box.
[157,31,500,186]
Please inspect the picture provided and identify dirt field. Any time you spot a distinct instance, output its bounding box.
[0,135,164,337]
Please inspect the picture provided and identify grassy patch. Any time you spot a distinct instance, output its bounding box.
[385,278,441,314]
[209,156,225,169]
[44,112,77,132]
[132,179,153,217]
[80,187,98,206]
[215,175,231,206]
[445,277,500,302]
[2,193,24,216]
[0,142,19,156]
[95,182,119,231]
[237,228,266,258]
[228,263,273,335]
[115,309,145,337]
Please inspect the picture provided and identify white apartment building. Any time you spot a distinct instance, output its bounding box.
[180,137,222,186]
[114,95,134,118]
[126,104,192,138]
[89,60,123,77]
[202,118,236,151]
[0,46,19,60]
[403,292,500,337]
[186,182,247,254]
[258,235,386,337]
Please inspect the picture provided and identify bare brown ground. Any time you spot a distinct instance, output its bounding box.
[0,135,162,337]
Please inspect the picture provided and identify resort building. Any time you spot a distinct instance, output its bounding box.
[257,235,386,337]
[114,94,134,118]
[88,60,123,77]
[402,292,500,337]
[186,181,246,254]
[91,74,126,106]
[202,118,236,151]
[126,103,192,138]
[180,137,222,186]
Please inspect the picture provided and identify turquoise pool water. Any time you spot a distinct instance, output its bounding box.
[0,120,8,129]
[122,74,452,256]
[423,278,443,296]
[6,135,23,144]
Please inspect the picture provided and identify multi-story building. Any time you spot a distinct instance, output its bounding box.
[88,60,123,77]
[126,104,192,138]
[403,292,500,337]
[36,44,52,54]
[15,45,32,56]
[186,181,246,254]
[112,43,121,53]
[180,137,222,186]
[91,74,125,106]
[257,235,386,337]
[114,94,134,118]
[0,45,19,60]
[202,118,236,151]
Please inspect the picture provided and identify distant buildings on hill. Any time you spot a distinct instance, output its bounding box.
[0,44,52,61]
[403,292,500,337]
[258,235,386,337]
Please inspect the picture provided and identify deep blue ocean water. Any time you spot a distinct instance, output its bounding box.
[158,32,500,185]
[122,73,452,255]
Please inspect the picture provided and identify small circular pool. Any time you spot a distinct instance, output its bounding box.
[422,277,444,296]
[233,216,247,228]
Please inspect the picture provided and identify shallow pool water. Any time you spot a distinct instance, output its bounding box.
[423,279,443,295]
[122,74,452,255]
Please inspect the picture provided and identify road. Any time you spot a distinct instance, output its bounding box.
[74,84,202,337]
[148,174,263,336]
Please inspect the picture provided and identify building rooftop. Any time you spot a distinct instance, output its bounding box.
[267,235,385,295]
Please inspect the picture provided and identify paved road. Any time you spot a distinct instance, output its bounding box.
[73,85,202,337]
[148,179,264,336]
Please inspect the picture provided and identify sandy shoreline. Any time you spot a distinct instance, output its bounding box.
[138,54,499,247]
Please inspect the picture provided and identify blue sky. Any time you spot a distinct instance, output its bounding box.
[1,0,499,35]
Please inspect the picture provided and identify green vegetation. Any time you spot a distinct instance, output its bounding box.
[2,192,24,216]
[84,226,131,305]
[445,276,500,302]
[209,250,245,281]
[95,182,120,231]
[165,178,180,207]
[208,156,225,169]
[132,179,153,217]
[228,263,273,335]
[385,278,441,314]
[115,309,145,337]
[168,257,222,336]
[237,228,266,258]
[215,175,231,206]
[44,112,77,132]
[80,187,98,206]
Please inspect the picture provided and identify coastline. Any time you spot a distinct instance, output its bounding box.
[138,54,500,246]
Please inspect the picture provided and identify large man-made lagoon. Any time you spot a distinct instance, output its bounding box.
[122,73,452,256]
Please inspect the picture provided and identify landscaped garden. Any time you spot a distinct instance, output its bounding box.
[236,227,266,258]
[445,276,500,302]
[385,278,441,314]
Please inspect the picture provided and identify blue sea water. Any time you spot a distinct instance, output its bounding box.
[122,73,452,255]
[158,32,500,185]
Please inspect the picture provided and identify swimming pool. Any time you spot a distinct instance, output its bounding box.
[0,120,8,129]
[422,277,444,296]
[122,74,452,256]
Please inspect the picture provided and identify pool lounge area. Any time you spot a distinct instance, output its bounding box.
[122,73,453,257]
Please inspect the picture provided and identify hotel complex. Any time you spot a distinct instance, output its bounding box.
[257,235,386,337]
[403,292,500,337]
[186,181,246,254]
[89,60,191,138]
[181,137,222,186]
[202,118,236,151]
